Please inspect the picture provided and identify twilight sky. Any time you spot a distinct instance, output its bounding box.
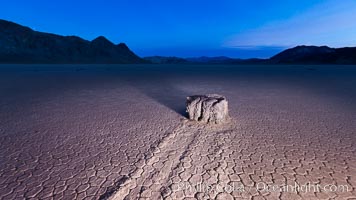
[1,0,355,58]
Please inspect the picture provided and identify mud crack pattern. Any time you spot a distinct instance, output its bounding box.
[1,65,356,200]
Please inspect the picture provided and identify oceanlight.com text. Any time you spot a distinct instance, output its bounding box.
[170,181,351,194]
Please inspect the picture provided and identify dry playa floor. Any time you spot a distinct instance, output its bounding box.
[0,65,356,200]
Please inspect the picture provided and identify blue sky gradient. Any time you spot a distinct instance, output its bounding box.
[1,0,355,58]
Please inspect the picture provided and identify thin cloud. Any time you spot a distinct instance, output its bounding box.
[224,0,356,48]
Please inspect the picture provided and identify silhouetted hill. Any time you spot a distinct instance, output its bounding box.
[2,20,356,65]
[144,56,188,64]
[143,56,266,64]
[0,19,144,64]
[270,45,356,64]
[144,46,356,65]
[186,56,235,63]
[186,56,266,64]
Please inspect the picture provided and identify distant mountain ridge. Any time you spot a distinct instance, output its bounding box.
[144,56,264,64]
[144,46,356,65]
[1,19,356,64]
[270,45,356,64]
[143,56,187,64]
[0,19,144,63]
[186,56,239,64]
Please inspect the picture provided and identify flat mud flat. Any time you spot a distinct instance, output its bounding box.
[0,65,355,199]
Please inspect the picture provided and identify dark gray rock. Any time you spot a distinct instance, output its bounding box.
[186,94,229,124]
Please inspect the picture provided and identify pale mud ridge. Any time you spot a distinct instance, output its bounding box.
[110,111,356,200]
[0,65,356,200]
[0,66,182,199]
[108,119,237,200]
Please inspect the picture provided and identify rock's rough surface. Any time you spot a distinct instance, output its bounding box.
[186,94,229,124]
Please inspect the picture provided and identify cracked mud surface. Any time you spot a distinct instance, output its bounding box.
[0,65,356,199]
